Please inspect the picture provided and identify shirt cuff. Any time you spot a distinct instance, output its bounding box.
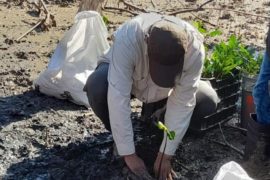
[116,142,136,156]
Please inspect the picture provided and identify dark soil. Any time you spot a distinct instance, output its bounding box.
[1,0,269,179]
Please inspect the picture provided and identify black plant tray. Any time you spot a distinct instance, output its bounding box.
[201,75,240,89]
[189,104,237,133]
[215,82,241,99]
[217,93,240,110]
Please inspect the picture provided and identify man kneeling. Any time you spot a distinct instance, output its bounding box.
[84,13,219,179]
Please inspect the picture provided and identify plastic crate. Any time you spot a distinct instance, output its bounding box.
[217,93,240,110]
[189,105,237,133]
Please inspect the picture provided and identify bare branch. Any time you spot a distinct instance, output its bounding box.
[39,0,48,14]
[169,7,270,20]
[78,0,104,13]
[150,0,156,8]
[204,7,270,19]
[210,123,244,156]
[120,0,148,13]
[16,20,42,41]
[191,12,216,27]
[103,6,139,16]
[171,0,216,27]
[210,139,244,156]
[198,0,214,9]
[224,124,247,133]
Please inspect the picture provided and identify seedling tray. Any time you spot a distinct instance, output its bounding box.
[189,104,237,133]
[201,71,240,88]
[204,77,240,89]
[217,93,240,110]
[215,82,241,99]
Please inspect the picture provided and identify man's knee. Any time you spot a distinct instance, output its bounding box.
[193,80,219,118]
[83,63,109,105]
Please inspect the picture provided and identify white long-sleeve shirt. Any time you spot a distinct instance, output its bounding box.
[100,13,205,156]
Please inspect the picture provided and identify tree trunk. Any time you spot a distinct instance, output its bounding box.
[78,0,104,13]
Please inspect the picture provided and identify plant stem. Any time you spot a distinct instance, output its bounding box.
[158,134,167,179]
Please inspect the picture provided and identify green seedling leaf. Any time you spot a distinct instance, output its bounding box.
[167,131,175,140]
[156,121,175,140]
[228,35,238,47]
[157,121,168,132]
[102,15,109,25]
[209,29,222,37]
[198,27,207,34]
[192,21,201,30]
[193,21,222,38]
[193,21,207,34]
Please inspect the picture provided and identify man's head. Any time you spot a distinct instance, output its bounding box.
[147,20,187,88]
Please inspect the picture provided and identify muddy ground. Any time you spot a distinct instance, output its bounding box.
[0,0,269,179]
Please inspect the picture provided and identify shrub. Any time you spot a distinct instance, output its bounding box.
[193,21,263,79]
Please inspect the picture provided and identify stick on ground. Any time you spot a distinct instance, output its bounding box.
[150,0,156,8]
[16,20,42,41]
[210,123,244,156]
[121,0,148,13]
[40,0,49,14]
[103,6,139,16]
[210,139,244,156]
[224,124,247,133]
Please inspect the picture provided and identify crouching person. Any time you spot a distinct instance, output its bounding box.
[84,13,219,179]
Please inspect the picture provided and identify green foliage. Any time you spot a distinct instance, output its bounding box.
[193,21,262,79]
[241,48,263,76]
[102,15,109,25]
[202,35,263,79]
[156,121,175,140]
[193,21,207,34]
[202,35,242,79]
[209,29,223,37]
[193,21,222,38]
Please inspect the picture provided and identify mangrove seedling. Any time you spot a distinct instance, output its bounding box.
[155,121,175,140]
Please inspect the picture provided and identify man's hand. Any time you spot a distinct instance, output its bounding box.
[154,152,177,180]
[124,153,152,178]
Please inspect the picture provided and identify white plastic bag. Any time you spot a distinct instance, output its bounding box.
[213,161,253,180]
[34,11,110,107]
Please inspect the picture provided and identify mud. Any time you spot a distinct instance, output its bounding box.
[0,0,269,179]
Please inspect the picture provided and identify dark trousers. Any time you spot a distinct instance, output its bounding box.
[83,63,218,131]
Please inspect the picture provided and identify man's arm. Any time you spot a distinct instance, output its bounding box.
[154,44,204,179]
[159,44,205,155]
[107,19,153,177]
[107,20,140,156]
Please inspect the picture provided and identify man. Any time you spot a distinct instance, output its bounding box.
[84,13,219,179]
[253,28,270,125]
[243,27,270,179]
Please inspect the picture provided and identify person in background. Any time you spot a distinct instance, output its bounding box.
[84,13,219,179]
[243,27,270,179]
